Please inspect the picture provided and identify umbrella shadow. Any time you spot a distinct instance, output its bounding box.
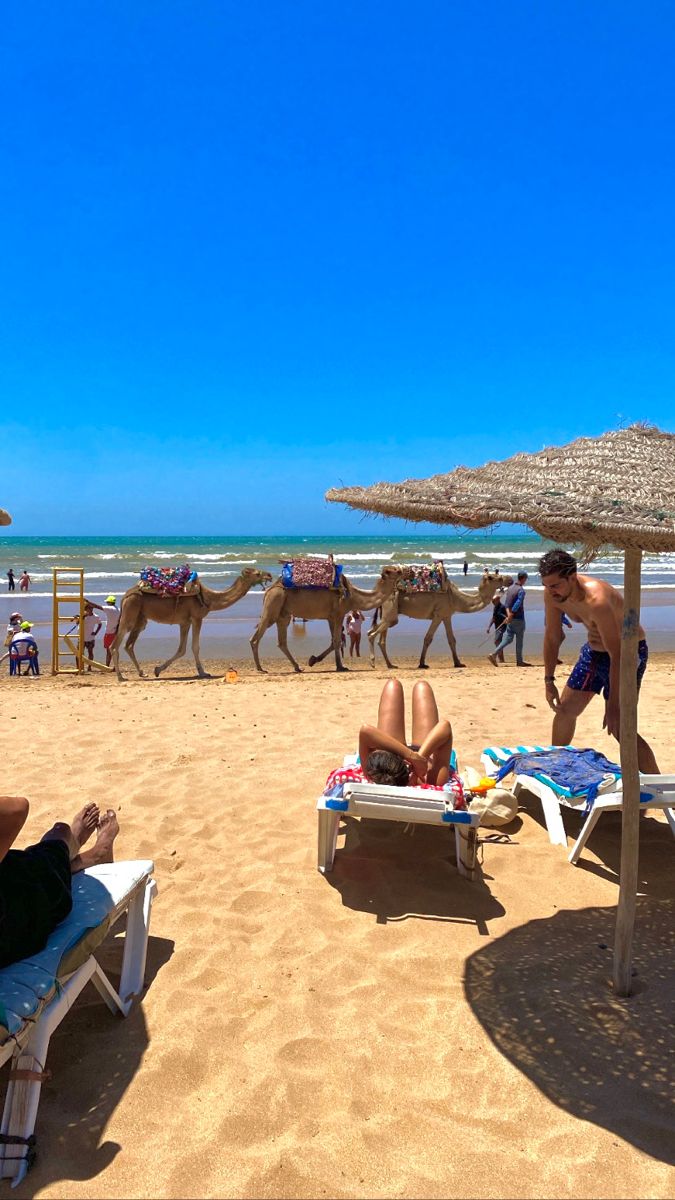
[464,897,675,1164]
[324,817,505,934]
[516,785,673,894]
[11,933,174,1198]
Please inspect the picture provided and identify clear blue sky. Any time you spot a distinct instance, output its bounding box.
[3,2,674,535]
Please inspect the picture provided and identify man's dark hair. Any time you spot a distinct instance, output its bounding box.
[517,571,528,581]
[538,549,578,578]
[366,749,410,788]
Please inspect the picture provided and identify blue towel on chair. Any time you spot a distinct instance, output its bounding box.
[493,748,621,810]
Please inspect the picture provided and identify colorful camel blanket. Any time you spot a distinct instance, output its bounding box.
[397,564,446,593]
[281,557,344,590]
[139,564,199,596]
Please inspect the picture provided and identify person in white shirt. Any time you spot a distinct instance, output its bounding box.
[94,596,121,666]
[8,621,39,676]
[81,604,102,672]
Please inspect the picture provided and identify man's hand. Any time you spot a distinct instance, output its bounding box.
[545,681,561,712]
[603,700,621,739]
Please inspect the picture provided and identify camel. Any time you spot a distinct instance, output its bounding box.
[368,567,503,669]
[112,567,273,681]
[249,565,403,673]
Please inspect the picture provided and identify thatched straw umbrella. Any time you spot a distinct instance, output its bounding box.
[327,423,675,996]
[0,510,11,526]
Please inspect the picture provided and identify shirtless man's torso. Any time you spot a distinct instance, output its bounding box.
[539,549,658,775]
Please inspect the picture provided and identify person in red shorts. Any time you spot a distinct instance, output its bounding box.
[92,595,121,667]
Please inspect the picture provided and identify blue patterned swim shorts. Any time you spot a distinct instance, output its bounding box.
[567,640,648,700]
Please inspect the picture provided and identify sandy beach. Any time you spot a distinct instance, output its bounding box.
[1,649,673,1200]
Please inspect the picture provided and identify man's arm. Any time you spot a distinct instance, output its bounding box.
[0,796,29,863]
[543,595,564,710]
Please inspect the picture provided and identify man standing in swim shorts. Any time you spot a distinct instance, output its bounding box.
[539,549,659,773]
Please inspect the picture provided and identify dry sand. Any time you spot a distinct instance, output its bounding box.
[2,650,674,1200]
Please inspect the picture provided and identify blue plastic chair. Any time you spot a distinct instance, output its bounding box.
[9,638,39,677]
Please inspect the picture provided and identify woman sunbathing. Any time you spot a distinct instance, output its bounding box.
[0,796,119,969]
[324,679,465,805]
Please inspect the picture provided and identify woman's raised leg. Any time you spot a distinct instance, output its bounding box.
[376,678,406,743]
[412,681,452,785]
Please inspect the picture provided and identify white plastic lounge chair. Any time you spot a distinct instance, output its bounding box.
[317,753,481,880]
[481,744,675,865]
[0,859,156,1185]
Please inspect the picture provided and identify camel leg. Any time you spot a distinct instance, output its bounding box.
[277,615,303,673]
[418,616,444,669]
[442,616,466,669]
[375,614,398,670]
[308,640,336,667]
[250,614,276,673]
[332,618,348,672]
[191,621,210,678]
[154,623,191,677]
[123,626,148,678]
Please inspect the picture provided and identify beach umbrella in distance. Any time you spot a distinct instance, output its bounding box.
[0,509,11,525]
[326,423,675,996]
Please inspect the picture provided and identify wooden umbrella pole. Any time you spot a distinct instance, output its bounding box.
[613,547,642,997]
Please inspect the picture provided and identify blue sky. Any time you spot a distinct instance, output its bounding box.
[2,1,674,535]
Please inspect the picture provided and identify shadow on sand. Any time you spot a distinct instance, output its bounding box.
[324,816,506,934]
[11,933,174,1198]
[464,895,674,1164]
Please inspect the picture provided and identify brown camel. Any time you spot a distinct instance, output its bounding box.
[112,568,273,681]
[369,568,503,669]
[249,565,403,673]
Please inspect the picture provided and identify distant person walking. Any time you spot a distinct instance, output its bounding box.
[92,596,121,667]
[486,590,507,664]
[19,571,31,593]
[82,603,102,671]
[462,559,469,576]
[347,610,365,658]
[7,569,15,592]
[488,571,531,667]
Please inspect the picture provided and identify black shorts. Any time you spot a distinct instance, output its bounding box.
[0,840,73,968]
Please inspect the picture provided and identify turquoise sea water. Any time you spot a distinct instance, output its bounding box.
[1,534,673,664]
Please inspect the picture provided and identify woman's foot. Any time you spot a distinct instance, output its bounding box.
[70,803,100,847]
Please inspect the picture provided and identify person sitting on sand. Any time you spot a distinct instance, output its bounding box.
[0,796,119,969]
[324,679,465,806]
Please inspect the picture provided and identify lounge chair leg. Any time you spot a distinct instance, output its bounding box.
[317,809,340,873]
[118,879,157,1015]
[537,788,568,847]
[568,806,602,865]
[455,826,478,881]
[664,806,675,837]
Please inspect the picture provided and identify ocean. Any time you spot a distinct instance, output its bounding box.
[2,534,674,665]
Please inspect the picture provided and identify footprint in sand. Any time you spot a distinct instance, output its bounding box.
[229,890,273,914]
[276,1036,332,1071]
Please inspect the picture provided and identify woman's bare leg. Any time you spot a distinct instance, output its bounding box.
[376,679,406,743]
[412,681,452,785]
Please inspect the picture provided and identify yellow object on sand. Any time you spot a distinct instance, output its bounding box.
[225,669,239,684]
[471,776,497,795]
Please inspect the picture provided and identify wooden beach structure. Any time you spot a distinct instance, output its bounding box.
[326,423,675,996]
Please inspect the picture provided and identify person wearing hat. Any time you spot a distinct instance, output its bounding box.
[4,612,22,647]
[8,621,39,676]
[91,596,121,666]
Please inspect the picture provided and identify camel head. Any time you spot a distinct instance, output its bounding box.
[241,567,273,590]
[379,564,404,591]
[480,568,505,598]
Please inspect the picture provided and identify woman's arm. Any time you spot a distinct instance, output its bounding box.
[358,725,428,779]
[0,796,30,863]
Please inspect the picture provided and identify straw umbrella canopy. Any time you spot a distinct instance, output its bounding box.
[0,510,11,526]
[327,423,675,995]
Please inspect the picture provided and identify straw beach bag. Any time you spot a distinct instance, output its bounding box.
[462,766,518,827]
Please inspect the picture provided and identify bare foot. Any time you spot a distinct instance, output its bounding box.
[71,803,100,848]
[75,810,120,870]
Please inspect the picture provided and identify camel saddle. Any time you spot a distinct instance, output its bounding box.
[397,563,447,593]
[281,557,344,590]
[137,563,201,597]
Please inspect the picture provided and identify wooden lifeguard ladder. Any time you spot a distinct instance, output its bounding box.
[51,568,112,674]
